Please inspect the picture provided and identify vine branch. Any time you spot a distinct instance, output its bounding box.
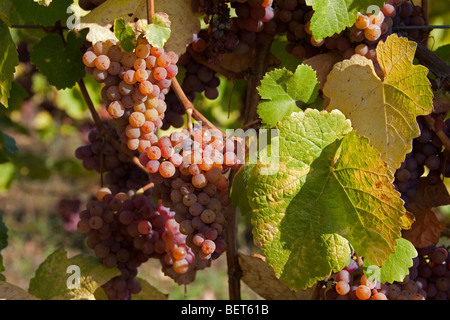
[186,46,247,81]
[77,80,104,131]
[170,77,223,134]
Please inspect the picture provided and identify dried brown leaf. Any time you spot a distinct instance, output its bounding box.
[302,51,342,91]
[402,203,446,248]
[238,253,314,300]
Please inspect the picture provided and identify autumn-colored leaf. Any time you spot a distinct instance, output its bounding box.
[324,34,433,174]
[302,51,343,91]
[238,253,314,300]
[28,247,120,300]
[409,177,450,208]
[76,0,200,56]
[247,108,409,290]
[402,203,446,248]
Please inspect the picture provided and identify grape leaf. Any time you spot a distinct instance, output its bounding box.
[132,277,168,300]
[302,51,343,91]
[257,65,319,127]
[402,203,446,248]
[238,253,315,300]
[324,34,433,174]
[12,0,71,26]
[247,109,410,290]
[76,0,200,56]
[143,14,171,48]
[28,247,120,300]
[0,0,12,25]
[364,238,417,284]
[30,31,86,90]
[0,131,17,162]
[434,44,450,64]
[0,281,39,300]
[305,0,385,40]
[409,177,450,208]
[0,163,15,192]
[114,18,136,52]
[0,20,18,109]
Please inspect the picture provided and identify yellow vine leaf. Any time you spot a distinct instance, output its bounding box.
[77,0,199,56]
[323,34,433,173]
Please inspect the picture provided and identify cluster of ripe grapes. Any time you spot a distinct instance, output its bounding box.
[275,0,421,77]
[165,0,277,129]
[74,124,148,196]
[191,0,275,58]
[82,38,179,153]
[324,258,390,300]
[189,0,426,81]
[394,116,449,206]
[325,245,450,300]
[390,0,428,41]
[77,29,241,298]
[77,188,210,299]
[162,35,221,129]
[139,125,239,263]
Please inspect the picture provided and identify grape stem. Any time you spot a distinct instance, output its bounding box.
[186,108,194,136]
[78,79,149,175]
[170,77,225,135]
[132,155,150,174]
[145,0,224,135]
[147,0,155,22]
[225,171,242,300]
[136,182,155,195]
[356,255,364,272]
[77,80,104,132]
[186,47,247,81]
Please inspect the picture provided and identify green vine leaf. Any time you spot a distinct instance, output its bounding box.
[0,20,19,109]
[0,163,15,192]
[0,0,12,25]
[28,247,120,300]
[0,131,18,160]
[257,65,319,127]
[12,0,71,26]
[132,277,168,300]
[247,109,410,290]
[143,14,171,48]
[305,0,385,40]
[30,31,86,90]
[364,238,418,284]
[114,18,136,52]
